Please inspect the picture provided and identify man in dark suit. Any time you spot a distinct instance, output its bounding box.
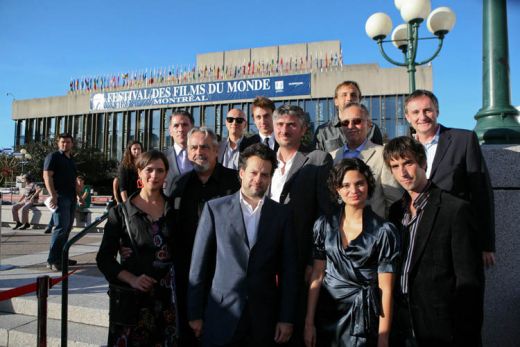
[240,96,279,152]
[404,89,495,266]
[188,144,298,347]
[163,110,194,197]
[170,126,240,346]
[384,136,484,346]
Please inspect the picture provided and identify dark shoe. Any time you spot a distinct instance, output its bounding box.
[68,259,78,266]
[44,228,52,234]
[19,223,31,230]
[12,222,23,230]
[46,262,62,272]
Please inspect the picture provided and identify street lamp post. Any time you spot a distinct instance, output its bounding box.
[365,0,456,93]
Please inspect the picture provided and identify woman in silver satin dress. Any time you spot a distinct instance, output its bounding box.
[304,158,400,347]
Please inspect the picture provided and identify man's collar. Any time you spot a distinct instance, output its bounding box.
[239,190,265,211]
[344,138,368,153]
[173,142,185,155]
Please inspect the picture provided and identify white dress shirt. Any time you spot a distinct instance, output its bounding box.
[422,126,440,179]
[270,150,296,203]
[239,191,265,247]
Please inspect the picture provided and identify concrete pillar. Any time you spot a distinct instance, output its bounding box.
[481,145,520,346]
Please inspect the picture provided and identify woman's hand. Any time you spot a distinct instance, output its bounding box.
[304,323,316,347]
[129,274,157,292]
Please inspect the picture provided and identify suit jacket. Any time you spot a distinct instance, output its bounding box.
[429,125,495,252]
[276,146,334,269]
[389,185,484,345]
[330,141,403,218]
[239,133,279,152]
[163,146,182,197]
[188,192,298,345]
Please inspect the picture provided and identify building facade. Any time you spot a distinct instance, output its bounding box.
[11,41,432,160]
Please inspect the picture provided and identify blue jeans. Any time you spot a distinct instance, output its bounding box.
[47,196,76,265]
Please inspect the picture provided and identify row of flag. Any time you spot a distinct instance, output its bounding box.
[69,52,343,93]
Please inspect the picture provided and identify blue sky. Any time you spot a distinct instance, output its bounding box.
[1,0,519,149]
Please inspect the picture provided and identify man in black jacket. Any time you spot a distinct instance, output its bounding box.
[384,136,484,346]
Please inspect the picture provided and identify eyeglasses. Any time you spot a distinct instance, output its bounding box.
[338,118,365,127]
[226,117,245,124]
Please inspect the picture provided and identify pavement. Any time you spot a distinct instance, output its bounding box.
[0,223,109,347]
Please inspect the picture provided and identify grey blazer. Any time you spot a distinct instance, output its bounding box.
[163,146,181,197]
[188,192,298,345]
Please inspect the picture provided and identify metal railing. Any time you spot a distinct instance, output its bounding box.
[60,210,109,347]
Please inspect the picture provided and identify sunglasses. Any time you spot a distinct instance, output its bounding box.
[338,118,365,127]
[226,117,245,124]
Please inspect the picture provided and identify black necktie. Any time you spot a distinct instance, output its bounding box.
[264,137,270,147]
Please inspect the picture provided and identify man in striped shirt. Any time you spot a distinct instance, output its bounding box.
[384,136,484,346]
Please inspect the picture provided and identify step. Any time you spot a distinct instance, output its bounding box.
[0,311,108,347]
[0,272,109,328]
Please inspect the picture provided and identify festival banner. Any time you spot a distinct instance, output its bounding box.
[90,74,311,111]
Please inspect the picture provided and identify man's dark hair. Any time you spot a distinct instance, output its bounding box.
[135,150,169,172]
[238,143,278,176]
[334,80,362,99]
[404,89,439,113]
[170,110,194,125]
[58,133,74,141]
[383,136,427,168]
[252,96,275,112]
[327,158,376,200]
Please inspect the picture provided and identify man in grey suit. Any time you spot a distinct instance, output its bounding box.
[163,110,194,197]
[330,102,402,218]
[188,143,298,347]
[218,108,247,169]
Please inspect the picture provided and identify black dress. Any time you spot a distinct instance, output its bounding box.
[96,194,178,346]
[118,164,139,197]
[313,206,400,347]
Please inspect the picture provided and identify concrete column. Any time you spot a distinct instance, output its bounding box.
[481,145,520,346]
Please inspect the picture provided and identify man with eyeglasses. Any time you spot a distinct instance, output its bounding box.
[313,80,383,153]
[169,127,240,347]
[218,108,247,169]
[330,102,402,218]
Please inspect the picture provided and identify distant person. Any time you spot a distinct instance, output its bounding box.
[12,173,41,230]
[404,89,495,266]
[240,96,279,151]
[164,110,194,197]
[313,80,383,152]
[118,140,143,202]
[76,176,91,209]
[97,150,179,346]
[43,133,78,271]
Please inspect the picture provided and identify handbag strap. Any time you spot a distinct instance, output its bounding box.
[120,203,139,257]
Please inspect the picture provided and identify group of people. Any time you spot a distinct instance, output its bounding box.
[92,82,494,347]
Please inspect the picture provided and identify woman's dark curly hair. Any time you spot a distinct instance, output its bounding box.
[327,158,376,201]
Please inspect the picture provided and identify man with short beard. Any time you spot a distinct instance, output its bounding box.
[169,127,240,347]
[188,144,298,346]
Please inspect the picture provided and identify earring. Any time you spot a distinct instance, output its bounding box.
[137,178,144,189]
